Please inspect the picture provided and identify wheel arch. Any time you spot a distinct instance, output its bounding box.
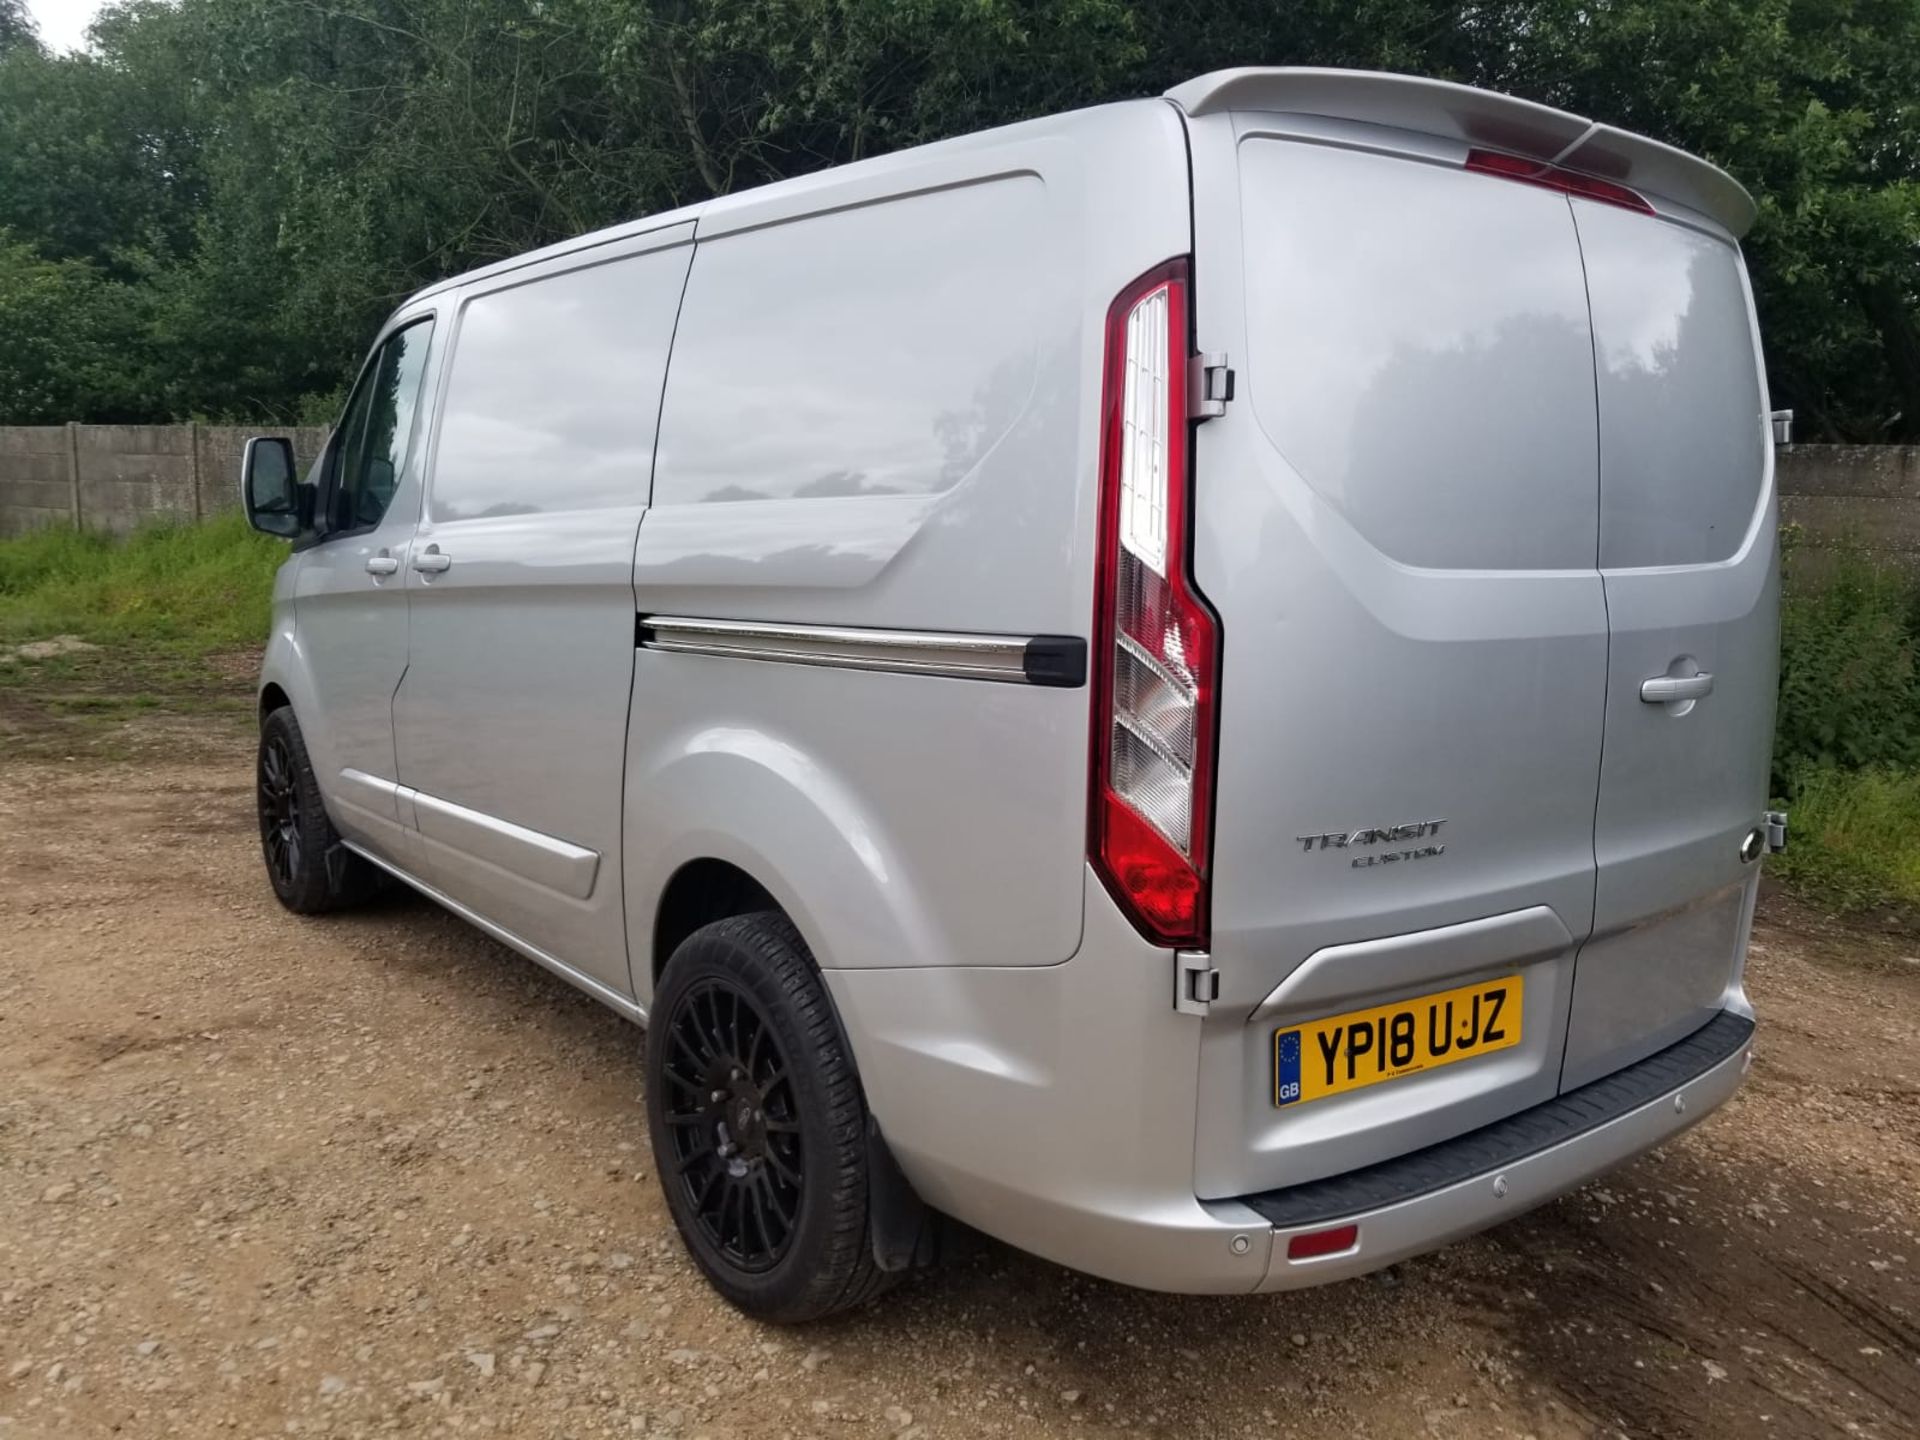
[651,857,781,986]
[259,681,292,723]
[624,733,943,1009]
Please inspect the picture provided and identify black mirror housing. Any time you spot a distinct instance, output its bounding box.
[241,436,309,539]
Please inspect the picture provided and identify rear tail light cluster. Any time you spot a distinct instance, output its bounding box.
[1464,148,1655,215]
[1090,260,1220,949]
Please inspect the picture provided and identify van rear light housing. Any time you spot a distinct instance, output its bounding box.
[1090,260,1220,949]
[1464,148,1655,216]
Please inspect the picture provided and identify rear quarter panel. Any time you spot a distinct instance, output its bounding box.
[624,100,1193,998]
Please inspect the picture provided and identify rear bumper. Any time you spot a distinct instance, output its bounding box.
[825,877,1753,1294]
[1246,1008,1752,1289]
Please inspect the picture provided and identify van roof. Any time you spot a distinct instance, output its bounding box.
[1165,68,1757,237]
[406,67,1755,315]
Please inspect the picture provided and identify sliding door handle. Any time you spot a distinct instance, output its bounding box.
[411,544,453,575]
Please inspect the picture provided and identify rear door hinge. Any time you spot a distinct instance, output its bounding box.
[1766,809,1789,853]
[1175,949,1218,1015]
[1189,352,1234,421]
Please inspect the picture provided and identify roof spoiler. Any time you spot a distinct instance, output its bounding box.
[1164,68,1757,237]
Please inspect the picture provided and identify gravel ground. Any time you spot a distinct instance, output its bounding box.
[1,729,1917,1439]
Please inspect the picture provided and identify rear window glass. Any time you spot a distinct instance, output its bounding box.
[1575,200,1764,569]
[1238,139,1600,571]
[431,243,689,522]
[652,177,1043,507]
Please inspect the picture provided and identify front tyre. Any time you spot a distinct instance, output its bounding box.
[256,706,381,914]
[646,912,890,1323]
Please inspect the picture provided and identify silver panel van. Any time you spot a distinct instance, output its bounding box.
[242,68,1781,1322]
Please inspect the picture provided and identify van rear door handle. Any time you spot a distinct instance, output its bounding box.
[411,545,452,574]
[1640,672,1713,704]
[365,552,399,576]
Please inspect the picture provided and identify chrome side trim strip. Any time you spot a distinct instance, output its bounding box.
[342,842,647,1026]
[408,789,601,901]
[639,615,1086,687]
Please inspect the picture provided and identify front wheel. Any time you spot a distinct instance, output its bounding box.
[645,912,892,1322]
[256,706,382,914]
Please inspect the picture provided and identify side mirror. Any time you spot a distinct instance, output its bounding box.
[242,436,307,538]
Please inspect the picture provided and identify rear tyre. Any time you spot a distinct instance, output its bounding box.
[646,912,891,1323]
[256,706,382,914]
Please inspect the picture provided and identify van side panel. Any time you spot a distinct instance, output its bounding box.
[625,101,1194,990]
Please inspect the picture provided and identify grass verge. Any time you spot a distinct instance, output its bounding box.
[1770,767,1920,923]
[0,515,281,761]
[0,511,284,652]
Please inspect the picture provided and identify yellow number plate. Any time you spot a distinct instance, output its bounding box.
[1273,975,1523,1108]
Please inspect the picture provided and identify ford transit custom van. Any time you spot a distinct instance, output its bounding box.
[241,68,1783,1322]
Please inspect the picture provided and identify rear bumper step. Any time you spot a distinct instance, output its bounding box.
[1239,1008,1754,1231]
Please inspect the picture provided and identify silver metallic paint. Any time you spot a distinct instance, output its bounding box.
[1187,110,1611,1196]
[1165,68,1757,235]
[282,306,442,873]
[391,226,694,998]
[1567,199,1779,1090]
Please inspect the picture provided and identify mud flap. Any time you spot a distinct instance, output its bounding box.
[866,1119,938,1273]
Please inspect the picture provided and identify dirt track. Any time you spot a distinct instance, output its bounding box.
[2,727,1918,1439]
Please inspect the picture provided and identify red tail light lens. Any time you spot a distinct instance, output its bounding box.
[1465,148,1655,216]
[1090,260,1219,949]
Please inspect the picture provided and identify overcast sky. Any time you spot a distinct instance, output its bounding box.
[27,0,103,52]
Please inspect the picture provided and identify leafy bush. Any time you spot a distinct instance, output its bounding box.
[0,512,285,652]
[1773,537,1920,793]
[1771,537,1920,916]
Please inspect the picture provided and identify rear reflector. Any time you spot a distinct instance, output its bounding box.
[1286,1224,1360,1261]
[1464,147,1655,215]
[1090,260,1220,949]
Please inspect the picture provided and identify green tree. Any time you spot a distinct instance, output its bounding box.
[0,0,38,55]
[0,233,161,422]
[0,0,1912,435]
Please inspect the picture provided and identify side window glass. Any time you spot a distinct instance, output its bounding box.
[329,318,435,534]
[430,245,689,522]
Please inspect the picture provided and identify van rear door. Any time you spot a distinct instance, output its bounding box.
[1561,199,1777,1089]
[1182,110,1611,1199]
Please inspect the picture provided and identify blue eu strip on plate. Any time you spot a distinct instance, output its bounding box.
[1275,1029,1303,1106]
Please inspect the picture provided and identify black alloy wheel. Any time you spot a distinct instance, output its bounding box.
[254,706,382,914]
[257,727,304,893]
[660,978,805,1272]
[645,912,892,1322]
